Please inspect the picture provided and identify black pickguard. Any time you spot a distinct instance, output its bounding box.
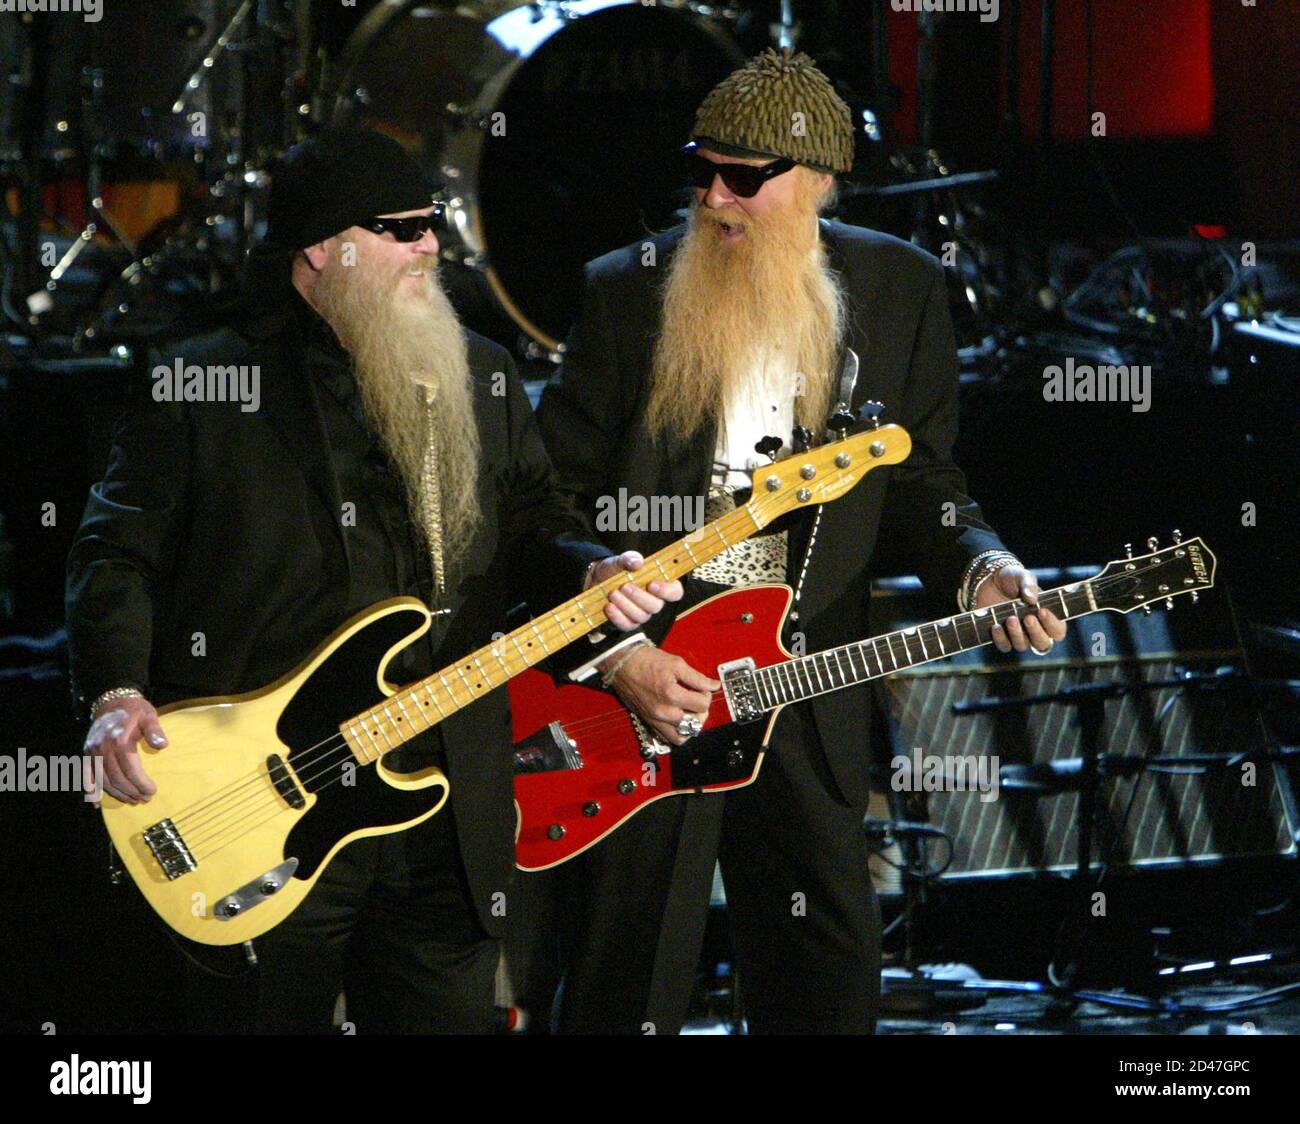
[669,719,769,790]
[276,606,444,879]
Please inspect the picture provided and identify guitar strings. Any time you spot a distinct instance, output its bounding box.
[530,565,1192,743]
[165,490,804,858]
[185,557,1188,859]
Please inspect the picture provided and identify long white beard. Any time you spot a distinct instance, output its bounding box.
[312,247,482,578]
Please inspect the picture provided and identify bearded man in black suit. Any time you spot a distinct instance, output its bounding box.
[67,128,680,1034]
[528,51,1066,1034]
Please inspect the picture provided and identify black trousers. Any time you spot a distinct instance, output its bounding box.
[509,703,881,1034]
[183,799,498,1034]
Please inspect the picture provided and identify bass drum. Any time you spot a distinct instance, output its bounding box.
[329,0,745,352]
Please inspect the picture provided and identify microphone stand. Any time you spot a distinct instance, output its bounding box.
[952,667,1283,1008]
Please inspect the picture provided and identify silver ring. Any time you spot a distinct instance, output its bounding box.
[676,715,702,739]
[1031,642,1054,656]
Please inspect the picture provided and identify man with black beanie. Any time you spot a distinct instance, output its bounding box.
[67,127,681,1033]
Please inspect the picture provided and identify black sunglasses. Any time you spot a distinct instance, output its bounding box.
[681,143,796,198]
[360,204,446,242]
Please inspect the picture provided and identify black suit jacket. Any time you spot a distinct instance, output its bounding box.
[537,219,1010,806]
[66,306,604,937]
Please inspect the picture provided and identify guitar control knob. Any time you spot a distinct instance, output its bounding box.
[582,802,600,817]
[617,779,636,795]
[727,750,743,769]
[547,824,565,840]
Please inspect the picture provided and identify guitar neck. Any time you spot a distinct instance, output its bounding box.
[751,582,1097,711]
[342,503,772,761]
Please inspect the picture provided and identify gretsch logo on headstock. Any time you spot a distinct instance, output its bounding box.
[1187,542,1208,584]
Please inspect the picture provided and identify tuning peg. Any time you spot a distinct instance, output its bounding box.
[827,407,856,440]
[753,435,783,461]
[1124,542,1133,560]
[857,400,885,430]
[1147,536,1159,551]
[791,425,813,453]
[1165,598,1175,610]
[1172,529,1182,544]
[1142,603,1153,615]
[1190,591,1199,604]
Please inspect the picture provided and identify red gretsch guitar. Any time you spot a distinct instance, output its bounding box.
[511,535,1216,870]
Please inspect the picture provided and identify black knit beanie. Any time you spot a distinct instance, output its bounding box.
[264,127,434,251]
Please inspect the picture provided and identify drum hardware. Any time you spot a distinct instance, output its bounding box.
[170,0,256,116]
[326,0,746,352]
[769,0,801,50]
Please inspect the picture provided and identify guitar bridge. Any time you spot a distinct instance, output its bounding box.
[143,818,196,880]
[719,658,763,723]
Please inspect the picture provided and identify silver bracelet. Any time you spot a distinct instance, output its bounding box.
[90,686,143,719]
[956,550,1004,609]
[962,555,1022,611]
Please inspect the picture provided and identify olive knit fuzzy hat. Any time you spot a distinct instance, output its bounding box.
[691,48,854,175]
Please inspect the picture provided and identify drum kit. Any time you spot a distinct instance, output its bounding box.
[0,0,1006,360]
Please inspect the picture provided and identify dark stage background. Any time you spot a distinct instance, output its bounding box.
[1,0,1298,1035]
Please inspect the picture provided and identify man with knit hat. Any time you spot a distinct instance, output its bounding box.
[531,50,1063,1033]
[67,127,680,1033]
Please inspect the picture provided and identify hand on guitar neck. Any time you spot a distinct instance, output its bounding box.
[582,550,685,631]
[974,564,1067,654]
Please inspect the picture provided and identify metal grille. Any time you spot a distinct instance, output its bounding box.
[882,656,1296,880]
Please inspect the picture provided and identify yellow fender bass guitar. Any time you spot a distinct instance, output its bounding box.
[100,423,911,944]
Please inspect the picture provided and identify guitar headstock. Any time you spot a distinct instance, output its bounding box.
[742,424,912,528]
[1089,533,1216,614]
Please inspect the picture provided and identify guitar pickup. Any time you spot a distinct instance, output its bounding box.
[514,721,583,774]
[267,753,306,809]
